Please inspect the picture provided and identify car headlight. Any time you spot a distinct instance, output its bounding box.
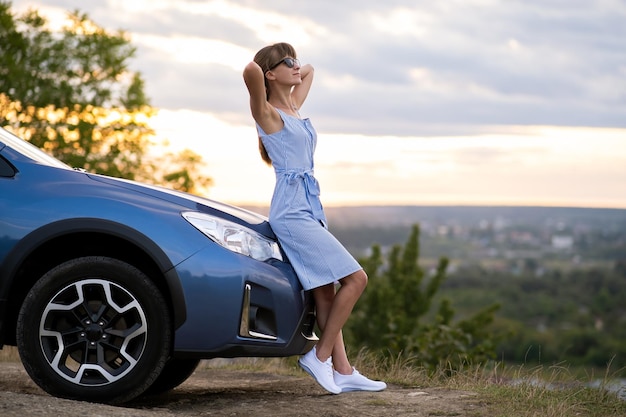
[182,211,283,262]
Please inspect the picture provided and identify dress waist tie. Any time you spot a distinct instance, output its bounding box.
[276,168,326,223]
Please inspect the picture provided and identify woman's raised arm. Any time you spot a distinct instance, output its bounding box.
[292,64,314,110]
[243,61,270,122]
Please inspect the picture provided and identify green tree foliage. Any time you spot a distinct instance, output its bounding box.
[346,224,501,371]
[0,2,211,193]
[442,264,626,372]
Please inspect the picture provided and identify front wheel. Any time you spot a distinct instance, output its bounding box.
[143,358,201,395]
[16,256,172,404]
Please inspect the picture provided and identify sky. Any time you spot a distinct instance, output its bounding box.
[10,0,626,208]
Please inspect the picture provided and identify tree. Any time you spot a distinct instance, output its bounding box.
[346,224,501,371]
[0,2,211,193]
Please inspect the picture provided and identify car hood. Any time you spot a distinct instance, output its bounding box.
[87,173,275,238]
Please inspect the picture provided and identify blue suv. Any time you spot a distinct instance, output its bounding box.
[0,126,317,403]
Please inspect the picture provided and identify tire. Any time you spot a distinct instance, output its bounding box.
[16,256,172,404]
[143,358,201,395]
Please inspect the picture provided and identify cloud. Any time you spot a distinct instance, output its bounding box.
[11,0,626,137]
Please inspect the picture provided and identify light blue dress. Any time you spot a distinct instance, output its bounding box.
[257,109,362,290]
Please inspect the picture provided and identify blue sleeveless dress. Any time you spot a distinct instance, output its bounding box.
[257,109,362,290]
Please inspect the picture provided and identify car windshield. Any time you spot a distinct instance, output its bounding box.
[0,127,70,169]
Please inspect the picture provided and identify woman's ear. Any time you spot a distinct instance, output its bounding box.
[265,70,276,81]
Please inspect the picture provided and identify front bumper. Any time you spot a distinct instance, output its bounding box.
[170,244,317,358]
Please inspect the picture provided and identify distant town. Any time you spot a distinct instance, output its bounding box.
[246,205,626,275]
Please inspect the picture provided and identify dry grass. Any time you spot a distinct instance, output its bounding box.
[211,350,626,417]
[0,345,20,362]
[419,360,626,417]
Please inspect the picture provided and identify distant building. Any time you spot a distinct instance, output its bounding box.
[551,235,574,250]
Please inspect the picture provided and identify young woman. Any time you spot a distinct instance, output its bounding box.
[243,42,386,394]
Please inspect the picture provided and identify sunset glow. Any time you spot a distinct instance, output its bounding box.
[151,109,626,208]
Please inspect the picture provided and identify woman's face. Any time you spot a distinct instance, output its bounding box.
[267,56,302,85]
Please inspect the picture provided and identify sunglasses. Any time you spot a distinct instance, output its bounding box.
[269,57,300,70]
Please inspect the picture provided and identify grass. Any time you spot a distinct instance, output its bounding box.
[2,345,625,416]
[0,345,20,362]
[205,350,626,417]
[445,362,626,417]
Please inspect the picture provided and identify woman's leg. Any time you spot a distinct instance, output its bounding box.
[311,285,352,373]
[311,269,367,373]
[303,269,386,392]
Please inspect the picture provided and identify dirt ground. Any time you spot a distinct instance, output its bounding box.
[0,361,486,417]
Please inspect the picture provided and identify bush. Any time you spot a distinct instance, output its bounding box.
[345,224,501,371]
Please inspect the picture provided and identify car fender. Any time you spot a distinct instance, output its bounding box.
[0,218,187,332]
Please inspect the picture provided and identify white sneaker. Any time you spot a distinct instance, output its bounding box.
[298,347,341,394]
[333,367,387,392]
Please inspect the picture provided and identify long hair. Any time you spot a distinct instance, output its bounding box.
[253,43,297,166]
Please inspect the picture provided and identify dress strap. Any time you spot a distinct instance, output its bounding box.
[275,107,301,119]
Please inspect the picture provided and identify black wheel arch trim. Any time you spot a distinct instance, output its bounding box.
[0,218,187,331]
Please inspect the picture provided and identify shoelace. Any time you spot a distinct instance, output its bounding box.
[323,358,334,378]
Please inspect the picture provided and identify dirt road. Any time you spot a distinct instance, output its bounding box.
[0,361,485,416]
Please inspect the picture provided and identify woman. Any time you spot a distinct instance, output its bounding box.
[243,42,386,394]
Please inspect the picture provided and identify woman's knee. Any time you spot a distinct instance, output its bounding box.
[343,269,368,293]
[313,283,336,308]
[356,269,368,290]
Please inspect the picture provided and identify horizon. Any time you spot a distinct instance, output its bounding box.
[237,202,626,210]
